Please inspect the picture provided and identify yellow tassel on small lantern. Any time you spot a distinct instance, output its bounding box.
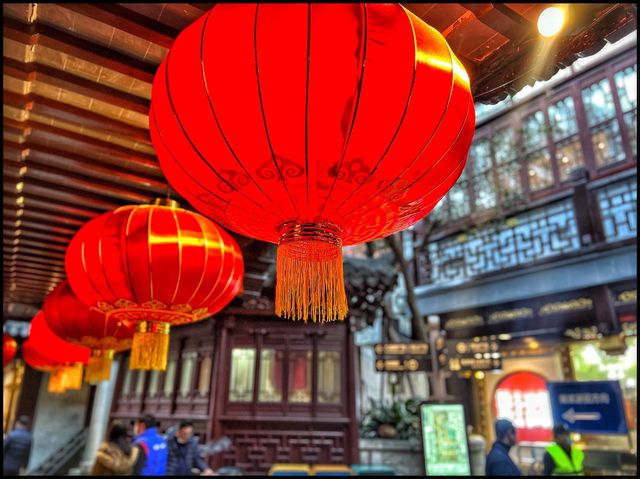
[130,321,170,371]
[85,349,115,383]
[47,369,66,394]
[276,223,348,323]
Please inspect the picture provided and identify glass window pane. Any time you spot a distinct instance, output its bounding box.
[623,111,637,156]
[582,78,616,126]
[493,128,517,164]
[448,180,470,220]
[198,355,212,396]
[179,351,198,397]
[318,351,341,404]
[134,371,146,398]
[496,161,522,206]
[591,120,626,167]
[259,349,283,402]
[615,64,637,112]
[555,137,585,182]
[470,139,492,173]
[473,174,497,210]
[289,351,312,403]
[522,111,547,151]
[163,357,177,397]
[148,371,160,397]
[527,149,554,191]
[229,348,256,402]
[548,96,579,140]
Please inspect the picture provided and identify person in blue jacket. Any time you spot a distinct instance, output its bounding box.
[132,414,168,476]
[485,419,522,476]
[3,415,33,476]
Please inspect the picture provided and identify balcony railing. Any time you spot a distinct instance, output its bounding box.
[415,171,636,287]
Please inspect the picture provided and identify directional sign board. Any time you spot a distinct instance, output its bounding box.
[547,381,628,435]
[375,342,432,372]
[447,340,502,372]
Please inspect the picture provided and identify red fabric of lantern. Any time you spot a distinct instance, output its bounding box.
[43,281,134,383]
[3,333,18,368]
[65,200,244,370]
[150,4,475,322]
[27,312,90,392]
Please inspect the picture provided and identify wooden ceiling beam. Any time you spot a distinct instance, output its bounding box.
[4,252,66,267]
[5,228,72,245]
[4,246,66,260]
[58,3,178,49]
[3,56,150,114]
[3,91,152,144]
[4,192,100,220]
[4,259,67,273]
[459,3,534,41]
[4,138,162,179]
[3,16,156,83]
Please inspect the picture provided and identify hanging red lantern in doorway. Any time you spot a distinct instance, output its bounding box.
[43,281,134,383]
[3,333,18,368]
[65,200,244,371]
[26,312,90,393]
[150,4,475,323]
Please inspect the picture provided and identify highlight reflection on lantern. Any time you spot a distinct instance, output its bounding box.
[150,4,475,322]
[43,281,134,383]
[65,200,244,371]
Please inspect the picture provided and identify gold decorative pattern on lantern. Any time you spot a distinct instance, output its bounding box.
[445,315,484,330]
[488,308,534,323]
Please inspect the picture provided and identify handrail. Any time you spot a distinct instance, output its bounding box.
[29,428,88,476]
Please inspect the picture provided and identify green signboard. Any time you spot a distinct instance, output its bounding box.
[420,403,471,476]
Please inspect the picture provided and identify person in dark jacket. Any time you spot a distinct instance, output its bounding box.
[131,414,168,476]
[485,419,522,476]
[165,420,214,476]
[3,415,33,476]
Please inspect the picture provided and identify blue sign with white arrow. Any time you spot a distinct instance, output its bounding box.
[547,380,628,435]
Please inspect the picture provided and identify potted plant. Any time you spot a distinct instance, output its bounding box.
[361,397,420,440]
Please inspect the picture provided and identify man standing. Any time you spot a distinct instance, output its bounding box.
[132,414,168,476]
[3,415,33,476]
[165,420,215,476]
[543,424,584,476]
[485,419,522,476]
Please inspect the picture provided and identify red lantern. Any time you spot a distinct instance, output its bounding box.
[43,281,134,383]
[3,333,18,368]
[26,312,90,393]
[65,200,244,371]
[150,4,475,322]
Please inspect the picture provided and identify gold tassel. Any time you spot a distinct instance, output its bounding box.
[85,349,115,383]
[48,363,83,393]
[47,369,66,394]
[129,321,170,371]
[275,223,348,322]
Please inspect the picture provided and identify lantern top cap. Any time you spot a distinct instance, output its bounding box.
[152,198,180,209]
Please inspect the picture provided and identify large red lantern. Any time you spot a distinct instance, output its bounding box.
[3,333,18,368]
[150,4,475,323]
[43,281,134,383]
[26,312,90,393]
[65,200,244,371]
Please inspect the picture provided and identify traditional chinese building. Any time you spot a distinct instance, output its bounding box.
[410,31,637,474]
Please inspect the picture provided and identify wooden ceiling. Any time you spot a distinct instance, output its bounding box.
[3,3,637,319]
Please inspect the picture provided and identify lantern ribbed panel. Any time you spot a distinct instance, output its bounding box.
[65,203,243,370]
[43,281,134,352]
[28,312,90,365]
[149,4,475,246]
[3,333,17,368]
[65,204,244,323]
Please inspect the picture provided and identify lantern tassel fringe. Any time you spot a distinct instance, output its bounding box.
[85,349,114,383]
[130,322,170,371]
[48,363,83,393]
[276,227,348,322]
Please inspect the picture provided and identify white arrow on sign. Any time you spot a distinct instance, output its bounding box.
[562,408,601,423]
